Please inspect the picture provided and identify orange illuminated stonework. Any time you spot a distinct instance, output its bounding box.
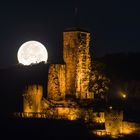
[23,85,43,113]
[15,28,140,138]
[63,31,92,99]
[48,64,66,100]
[22,29,94,118]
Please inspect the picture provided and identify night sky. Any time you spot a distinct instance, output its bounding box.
[0,0,140,68]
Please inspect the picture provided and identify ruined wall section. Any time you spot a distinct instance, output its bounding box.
[105,110,123,136]
[23,85,43,113]
[48,64,66,100]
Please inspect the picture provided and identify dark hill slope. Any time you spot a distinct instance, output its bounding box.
[96,53,140,80]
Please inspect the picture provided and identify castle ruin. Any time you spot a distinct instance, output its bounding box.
[15,28,140,138]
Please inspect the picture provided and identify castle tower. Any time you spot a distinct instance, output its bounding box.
[23,85,43,113]
[63,28,93,99]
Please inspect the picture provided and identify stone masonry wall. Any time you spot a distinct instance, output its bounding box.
[48,64,66,100]
[23,85,43,113]
[122,121,140,135]
[75,32,92,99]
[63,31,92,99]
[63,32,78,97]
[105,110,123,136]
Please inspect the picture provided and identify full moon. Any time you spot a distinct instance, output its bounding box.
[17,41,48,65]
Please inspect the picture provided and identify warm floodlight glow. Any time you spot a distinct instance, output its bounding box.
[122,94,126,99]
[17,41,48,65]
[109,106,112,110]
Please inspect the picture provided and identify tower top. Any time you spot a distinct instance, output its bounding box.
[64,27,90,33]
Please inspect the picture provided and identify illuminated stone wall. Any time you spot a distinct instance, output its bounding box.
[23,85,43,113]
[91,112,105,123]
[56,107,81,120]
[122,121,140,135]
[63,30,92,99]
[63,32,77,97]
[48,64,66,100]
[105,110,123,136]
[75,32,92,99]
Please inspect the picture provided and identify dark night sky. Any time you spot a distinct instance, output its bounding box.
[0,0,140,68]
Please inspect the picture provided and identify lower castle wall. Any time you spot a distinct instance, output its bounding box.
[22,92,140,138]
[122,121,140,135]
[105,110,123,136]
[105,110,140,136]
[55,107,105,123]
[56,107,81,120]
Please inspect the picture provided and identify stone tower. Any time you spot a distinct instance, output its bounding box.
[63,28,93,99]
[23,85,43,113]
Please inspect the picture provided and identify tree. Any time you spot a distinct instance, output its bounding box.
[89,61,110,100]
